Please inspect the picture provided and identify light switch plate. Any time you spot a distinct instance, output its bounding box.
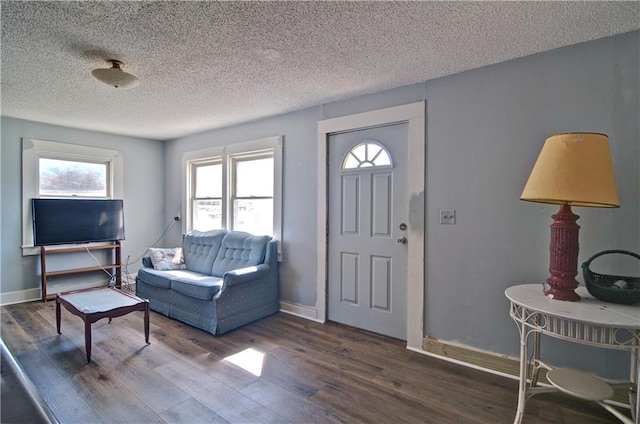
[439,209,456,224]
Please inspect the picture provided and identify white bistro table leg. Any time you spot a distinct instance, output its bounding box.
[514,319,529,424]
[633,341,639,423]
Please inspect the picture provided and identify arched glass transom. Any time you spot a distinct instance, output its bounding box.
[342,141,392,170]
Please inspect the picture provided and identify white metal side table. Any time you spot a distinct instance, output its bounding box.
[505,284,640,424]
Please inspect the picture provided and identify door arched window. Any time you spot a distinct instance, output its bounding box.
[342,141,392,170]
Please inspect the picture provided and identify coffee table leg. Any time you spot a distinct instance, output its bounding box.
[84,320,92,363]
[144,304,150,345]
[56,299,61,334]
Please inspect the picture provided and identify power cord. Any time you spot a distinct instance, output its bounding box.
[84,246,117,284]
[122,217,180,290]
[125,217,179,267]
[81,217,180,290]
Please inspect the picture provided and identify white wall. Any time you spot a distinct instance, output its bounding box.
[0,117,165,299]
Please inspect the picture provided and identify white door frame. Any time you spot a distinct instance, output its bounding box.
[316,101,425,350]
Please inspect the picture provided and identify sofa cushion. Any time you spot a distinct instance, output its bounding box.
[137,268,223,300]
[170,275,223,300]
[211,232,271,276]
[136,267,177,289]
[182,230,226,275]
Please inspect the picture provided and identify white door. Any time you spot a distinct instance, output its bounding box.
[327,123,408,340]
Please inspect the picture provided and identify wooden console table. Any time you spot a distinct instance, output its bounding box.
[40,241,121,301]
[505,284,639,424]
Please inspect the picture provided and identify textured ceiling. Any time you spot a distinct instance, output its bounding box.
[1,1,638,141]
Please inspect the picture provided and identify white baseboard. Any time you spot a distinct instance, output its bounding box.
[0,280,107,306]
[279,301,323,323]
[408,345,518,381]
[0,288,41,306]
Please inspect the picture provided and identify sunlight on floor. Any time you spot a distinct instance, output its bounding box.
[223,347,265,376]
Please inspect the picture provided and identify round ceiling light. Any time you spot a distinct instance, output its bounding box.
[91,59,139,89]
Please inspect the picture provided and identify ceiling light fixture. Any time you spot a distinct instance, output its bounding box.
[91,59,139,89]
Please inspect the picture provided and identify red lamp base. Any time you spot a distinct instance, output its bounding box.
[544,204,581,302]
[545,281,581,302]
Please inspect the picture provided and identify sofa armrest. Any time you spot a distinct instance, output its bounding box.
[141,256,153,268]
[222,264,271,288]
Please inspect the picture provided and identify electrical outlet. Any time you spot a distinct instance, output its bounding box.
[174,213,181,221]
[439,209,456,224]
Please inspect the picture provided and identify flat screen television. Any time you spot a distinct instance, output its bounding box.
[32,198,125,246]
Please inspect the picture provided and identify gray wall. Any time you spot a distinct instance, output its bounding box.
[0,117,165,295]
[425,31,639,377]
[163,31,639,378]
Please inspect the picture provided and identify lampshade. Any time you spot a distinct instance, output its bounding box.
[521,133,619,207]
[91,59,139,89]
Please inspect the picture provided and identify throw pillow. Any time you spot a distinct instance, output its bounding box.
[148,247,186,270]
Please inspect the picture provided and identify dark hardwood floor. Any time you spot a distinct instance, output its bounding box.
[1,299,628,423]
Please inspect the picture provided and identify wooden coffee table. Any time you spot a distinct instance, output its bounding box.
[56,287,149,363]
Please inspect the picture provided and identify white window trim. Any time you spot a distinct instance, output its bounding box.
[182,135,283,260]
[21,138,124,255]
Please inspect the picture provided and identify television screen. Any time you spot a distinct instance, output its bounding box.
[32,199,125,246]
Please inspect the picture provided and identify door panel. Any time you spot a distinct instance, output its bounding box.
[371,255,391,311]
[340,252,359,304]
[372,173,392,237]
[342,175,359,234]
[328,123,408,340]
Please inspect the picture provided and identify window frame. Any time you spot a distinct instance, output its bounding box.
[190,157,225,232]
[229,150,275,235]
[183,135,283,259]
[22,138,123,255]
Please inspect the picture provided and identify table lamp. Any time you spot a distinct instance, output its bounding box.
[520,133,619,301]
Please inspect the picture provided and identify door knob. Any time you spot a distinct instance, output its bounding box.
[397,236,407,245]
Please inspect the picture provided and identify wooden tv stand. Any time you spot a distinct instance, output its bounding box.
[40,241,122,302]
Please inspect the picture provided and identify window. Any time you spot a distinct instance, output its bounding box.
[191,159,223,231]
[231,153,274,236]
[184,136,282,251]
[39,157,108,197]
[342,141,392,170]
[22,138,123,255]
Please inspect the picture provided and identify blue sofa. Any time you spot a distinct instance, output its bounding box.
[135,230,279,335]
